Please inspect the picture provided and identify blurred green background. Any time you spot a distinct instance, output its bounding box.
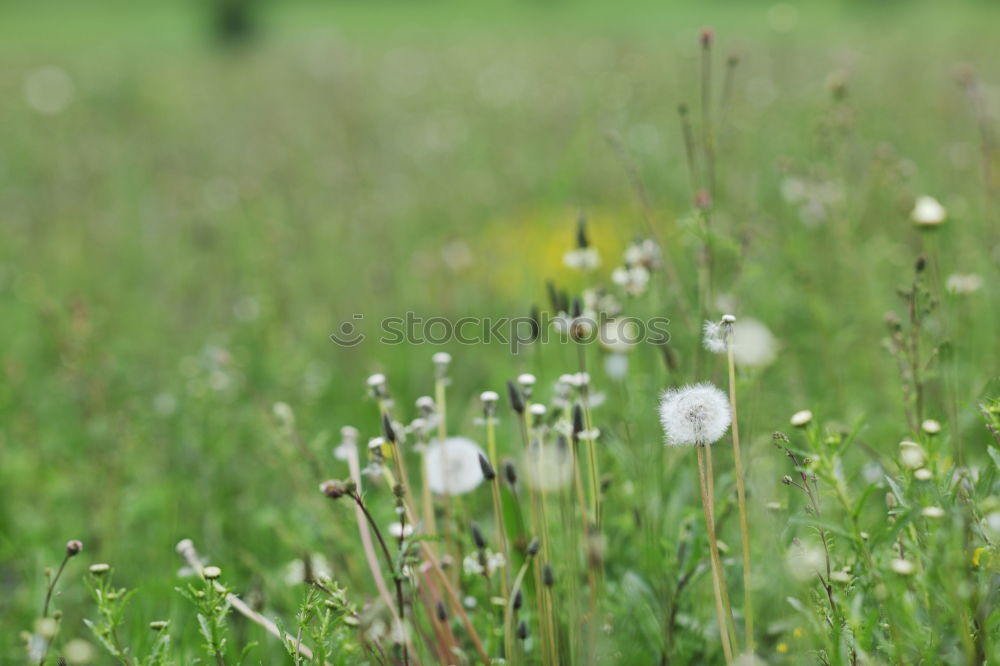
[2,0,999,662]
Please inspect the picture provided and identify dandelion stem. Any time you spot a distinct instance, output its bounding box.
[726,336,754,651]
[487,415,511,600]
[705,443,739,653]
[696,446,734,664]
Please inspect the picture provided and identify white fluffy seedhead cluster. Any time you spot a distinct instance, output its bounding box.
[659,382,732,446]
[424,437,486,495]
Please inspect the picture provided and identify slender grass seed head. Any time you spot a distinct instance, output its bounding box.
[478,452,496,481]
[425,437,487,495]
[659,383,732,446]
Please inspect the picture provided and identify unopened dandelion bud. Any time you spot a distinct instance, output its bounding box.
[89,563,110,575]
[782,475,794,485]
[700,26,714,47]
[503,459,517,487]
[435,600,448,622]
[149,620,169,631]
[512,586,523,611]
[203,566,222,580]
[320,479,350,500]
[471,522,487,550]
[885,492,898,510]
[381,412,397,443]
[392,483,405,499]
[65,540,83,557]
[542,563,555,587]
[507,380,525,414]
[516,620,528,641]
[572,403,585,438]
[478,453,496,481]
[527,537,541,557]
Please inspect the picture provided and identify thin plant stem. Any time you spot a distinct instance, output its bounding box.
[726,335,754,651]
[704,444,739,653]
[696,446,734,665]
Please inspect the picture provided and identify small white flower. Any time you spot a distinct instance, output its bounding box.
[424,437,486,495]
[432,352,452,366]
[890,558,915,575]
[529,403,547,416]
[203,566,222,580]
[517,373,536,387]
[273,402,295,429]
[563,247,600,271]
[921,419,942,435]
[462,550,506,577]
[786,544,825,581]
[659,383,732,446]
[367,373,386,388]
[388,522,415,538]
[946,273,983,294]
[899,440,926,469]
[480,390,499,404]
[921,506,945,519]
[790,410,813,427]
[611,265,650,295]
[914,468,933,481]
[911,195,946,227]
[623,239,662,269]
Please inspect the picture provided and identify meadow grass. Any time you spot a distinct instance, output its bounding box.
[3,1,1000,663]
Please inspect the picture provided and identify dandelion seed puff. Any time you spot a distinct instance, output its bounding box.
[564,247,600,271]
[600,320,639,353]
[524,442,574,492]
[786,544,825,581]
[334,426,359,461]
[702,320,727,353]
[732,318,778,367]
[658,383,732,446]
[604,352,629,380]
[946,273,983,294]
[911,195,946,227]
[424,437,486,495]
[890,558,915,575]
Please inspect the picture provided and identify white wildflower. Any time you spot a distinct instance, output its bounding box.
[921,419,942,435]
[911,195,946,226]
[899,440,925,469]
[424,437,486,495]
[623,238,662,269]
[921,506,945,519]
[334,426,359,461]
[564,247,600,271]
[914,468,933,481]
[702,320,727,353]
[790,410,813,427]
[890,558,915,575]
[658,383,732,446]
[463,550,506,577]
[946,273,983,294]
[611,265,650,295]
[388,522,415,539]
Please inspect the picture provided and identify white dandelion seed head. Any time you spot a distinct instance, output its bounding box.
[599,320,639,353]
[658,383,732,446]
[480,390,499,404]
[732,318,778,368]
[424,437,486,495]
[911,195,946,226]
[517,373,536,387]
[523,442,573,492]
[334,426,360,461]
[415,396,435,412]
[529,403,547,416]
[604,352,629,380]
[432,352,452,366]
[702,320,727,353]
[367,373,386,389]
[946,273,983,294]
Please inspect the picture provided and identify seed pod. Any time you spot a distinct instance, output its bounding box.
[527,537,541,557]
[512,587,523,612]
[435,600,448,622]
[381,412,396,443]
[478,453,496,482]
[507,380,525,414]
[471,522,487,550]
[503,460,517,488]
[572,404,585,438]
[542,563,555,587]
[516,620,528,640]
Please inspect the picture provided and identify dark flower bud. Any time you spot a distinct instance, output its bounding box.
[320,479,350,499]
[503,460,517,488]
[471,522,486,550]
[513,586,523,611]
[542,563,555,587]
[570,296,582,319]
[381,412,397,443]
[576,213,589,249]
[527,537,541,557]
[435,599,448,622]
[915,255,927,273]
[507,380,525,414]
[478,453,496,482]
[516,620,528,640]
[66,540,83,557]
[572,404,585,438]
